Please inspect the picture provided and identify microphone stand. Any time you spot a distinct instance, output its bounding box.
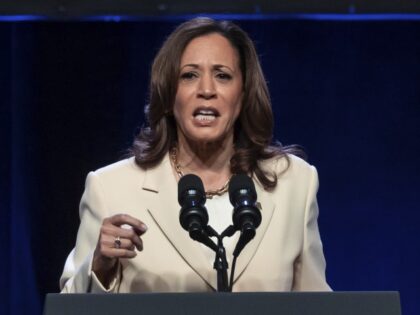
[205,225,236,292]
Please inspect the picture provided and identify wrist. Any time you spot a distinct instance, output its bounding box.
[92,253,119,288]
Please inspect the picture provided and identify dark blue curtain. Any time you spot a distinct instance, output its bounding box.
[0,17,419,315]
[0,23,11,315]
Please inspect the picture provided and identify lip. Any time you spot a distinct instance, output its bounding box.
[191,106,218,127]
[192,106,220,117]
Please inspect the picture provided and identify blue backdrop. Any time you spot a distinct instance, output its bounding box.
[0,16,419,315]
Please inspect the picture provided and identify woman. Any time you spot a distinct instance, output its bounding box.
[60,17,330,293]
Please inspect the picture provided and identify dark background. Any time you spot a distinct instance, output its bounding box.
[0,3,419,315]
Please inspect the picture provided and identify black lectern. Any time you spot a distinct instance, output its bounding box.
[44,292,401,315]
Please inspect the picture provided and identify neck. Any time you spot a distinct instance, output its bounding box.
[175,134,234,192]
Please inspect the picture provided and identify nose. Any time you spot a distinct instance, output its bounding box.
[197,74,216,100]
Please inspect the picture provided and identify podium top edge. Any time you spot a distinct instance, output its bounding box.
[46,291,401,296]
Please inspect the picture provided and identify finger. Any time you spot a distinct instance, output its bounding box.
[105,235,136,251]
[105,214,148,235]
[103,225,144,251]
[101,247,137,259]
[119,226,144,251]
[121,231,143,251]
[99,235,137,258]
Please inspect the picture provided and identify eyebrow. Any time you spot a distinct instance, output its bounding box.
[180,63,235,72]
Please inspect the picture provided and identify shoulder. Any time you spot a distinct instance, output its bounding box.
[94,156,141,175]
[257,155,319,213]
[260,154,316,179]
[92,157,143,177]
[87,157,146,187]
[257,153,318,195]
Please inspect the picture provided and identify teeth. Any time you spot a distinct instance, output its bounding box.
[195,114,216,121]
[193,108,218,121]
[199,110,215,115]
[194,107,219,116]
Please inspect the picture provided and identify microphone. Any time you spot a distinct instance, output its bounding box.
[229,174,262,256]
[178,174,216,250]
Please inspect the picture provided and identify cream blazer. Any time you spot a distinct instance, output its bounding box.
[60,154,331,293]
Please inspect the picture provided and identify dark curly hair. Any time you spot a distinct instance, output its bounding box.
[131,17,301,190]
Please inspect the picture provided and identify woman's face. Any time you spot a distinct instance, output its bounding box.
[173,33,243,145]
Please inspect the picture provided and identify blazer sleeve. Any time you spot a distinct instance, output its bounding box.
[60,171,122,293]
[292,166,332,291]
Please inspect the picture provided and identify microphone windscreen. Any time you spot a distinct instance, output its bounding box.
[229,174,256,204]
[178,174,205,204]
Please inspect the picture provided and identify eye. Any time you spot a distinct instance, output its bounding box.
[180,71,198,81]
[216,72,232,81]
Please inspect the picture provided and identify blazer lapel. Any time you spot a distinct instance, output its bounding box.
[232,180,275,283]
[141,154,218,290]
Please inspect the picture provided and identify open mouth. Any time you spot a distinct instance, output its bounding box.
[193,107,220,122]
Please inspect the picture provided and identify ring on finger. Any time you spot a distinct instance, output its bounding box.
[114,236,122,249]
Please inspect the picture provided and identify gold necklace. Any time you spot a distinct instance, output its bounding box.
[171,147,231,199]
